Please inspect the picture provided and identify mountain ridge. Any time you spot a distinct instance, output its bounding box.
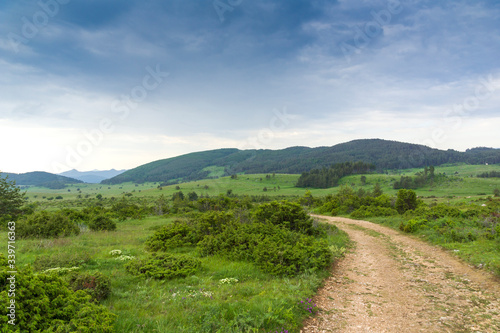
[102,139,500,185]
[58,169,128,183]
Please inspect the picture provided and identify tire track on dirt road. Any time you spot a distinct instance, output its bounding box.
[302,215,500,333]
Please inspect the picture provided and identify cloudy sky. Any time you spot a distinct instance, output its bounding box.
[1,0,499,173]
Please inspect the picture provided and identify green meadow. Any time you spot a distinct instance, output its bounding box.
[3,163,500,331]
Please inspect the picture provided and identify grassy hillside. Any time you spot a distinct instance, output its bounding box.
[24,164,500,207]
[102,139,500,185]
[2,171,82,188]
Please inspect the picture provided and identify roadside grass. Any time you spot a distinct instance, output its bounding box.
[367,216,500,278]
[5,214,349,332]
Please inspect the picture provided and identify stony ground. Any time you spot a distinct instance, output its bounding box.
[302,215,500,333]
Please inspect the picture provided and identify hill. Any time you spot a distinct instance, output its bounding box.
[58,169,128,183]
[102,139,500,185]
[2,171,83,189]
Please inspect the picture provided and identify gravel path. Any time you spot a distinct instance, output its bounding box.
[302,215,500,333]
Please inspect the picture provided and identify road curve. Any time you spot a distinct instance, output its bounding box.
[302,215,500,333]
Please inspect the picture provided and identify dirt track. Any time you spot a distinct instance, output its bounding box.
[302,215,500,333]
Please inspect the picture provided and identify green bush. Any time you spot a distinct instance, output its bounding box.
[125,253,201,280]
[254,201,313,234]
[0,255,115,332]
[399,219,428,233]
[67,271,112,302]
[16,211,80,239]
[146,221,200,251]
[395,189,418,214]
[145,212,234,252]
[198,222,332,276]
[351,205,398,219]
[88,215,116,231]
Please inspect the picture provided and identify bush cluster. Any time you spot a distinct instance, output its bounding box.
[125,253,201,280]
[145,201,332,276]
[88,215,117,231]
[16,211,80,239]
[198,222,332,276]
[0,255,115,332]
[67,271,112,302]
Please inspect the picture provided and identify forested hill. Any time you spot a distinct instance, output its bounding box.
[2,171,82,189]
[102,139,500,185]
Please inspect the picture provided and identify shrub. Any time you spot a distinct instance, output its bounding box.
[16,211,80,239]
[399,219,428,233]
[67,271,112,302]
[0,255,116,332]
[395,189,418,214]
[198,222,332,276]
[125,253,201,280]
[350,206,398,219]
[254,201,313,234]
[88,215,116,231]
[145,221,199,251]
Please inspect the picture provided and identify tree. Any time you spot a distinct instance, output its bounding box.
[395,189,418,214]
[360,175,367,185]
[372,183,383,197]
[0,173,25,222]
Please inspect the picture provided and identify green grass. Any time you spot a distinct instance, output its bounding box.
[23,164,500,206]
[5,214,349,332]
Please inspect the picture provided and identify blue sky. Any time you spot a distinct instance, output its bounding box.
[1,0,499,173]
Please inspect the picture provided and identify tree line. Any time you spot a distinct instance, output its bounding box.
[296,161,375,188]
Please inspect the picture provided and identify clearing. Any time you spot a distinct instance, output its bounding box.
[302,215,500,333]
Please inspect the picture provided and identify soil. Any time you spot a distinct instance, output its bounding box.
[301,215,500,333]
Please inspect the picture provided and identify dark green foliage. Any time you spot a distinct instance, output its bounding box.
[110,197,150,220]
[146,211,235,251]
[125,253,201,280]
[372,183,383,197]
[296,161,375,188]
[67,271,112,302]
[351,206,398,219]
[2,171,82,187]
[197,222,332,276]
[33,251,94,271]
[188,191,199,201]
[494,188,500,197]
[395,189,418,214]
[317,187,395,217]
[399,219,428,233]
[0,173,25,223]
[0,255,116,332]
[16,211,80,239]
[88,215,117,231]
[102,140,500,184]
[477,171,500,178]
[146,221,200,251]
[254,201,313,234]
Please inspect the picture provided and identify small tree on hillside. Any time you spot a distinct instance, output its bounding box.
[395,189,418,214]
[372,183,383,197]
[0,173,25,222]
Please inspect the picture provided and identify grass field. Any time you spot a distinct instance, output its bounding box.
[23,164,500,206]
[5,163,500,331]
[6,213,350,332]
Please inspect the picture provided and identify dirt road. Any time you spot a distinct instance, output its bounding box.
[302,215,500,333]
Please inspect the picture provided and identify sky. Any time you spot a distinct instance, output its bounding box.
[1,0,499,174]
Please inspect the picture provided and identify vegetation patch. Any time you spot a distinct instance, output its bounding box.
[0,254,116,332]
[125,253,201,280]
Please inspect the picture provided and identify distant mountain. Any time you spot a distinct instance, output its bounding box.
[59,169,128,183]
[2,171,82,189]
[102,139,500,185]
